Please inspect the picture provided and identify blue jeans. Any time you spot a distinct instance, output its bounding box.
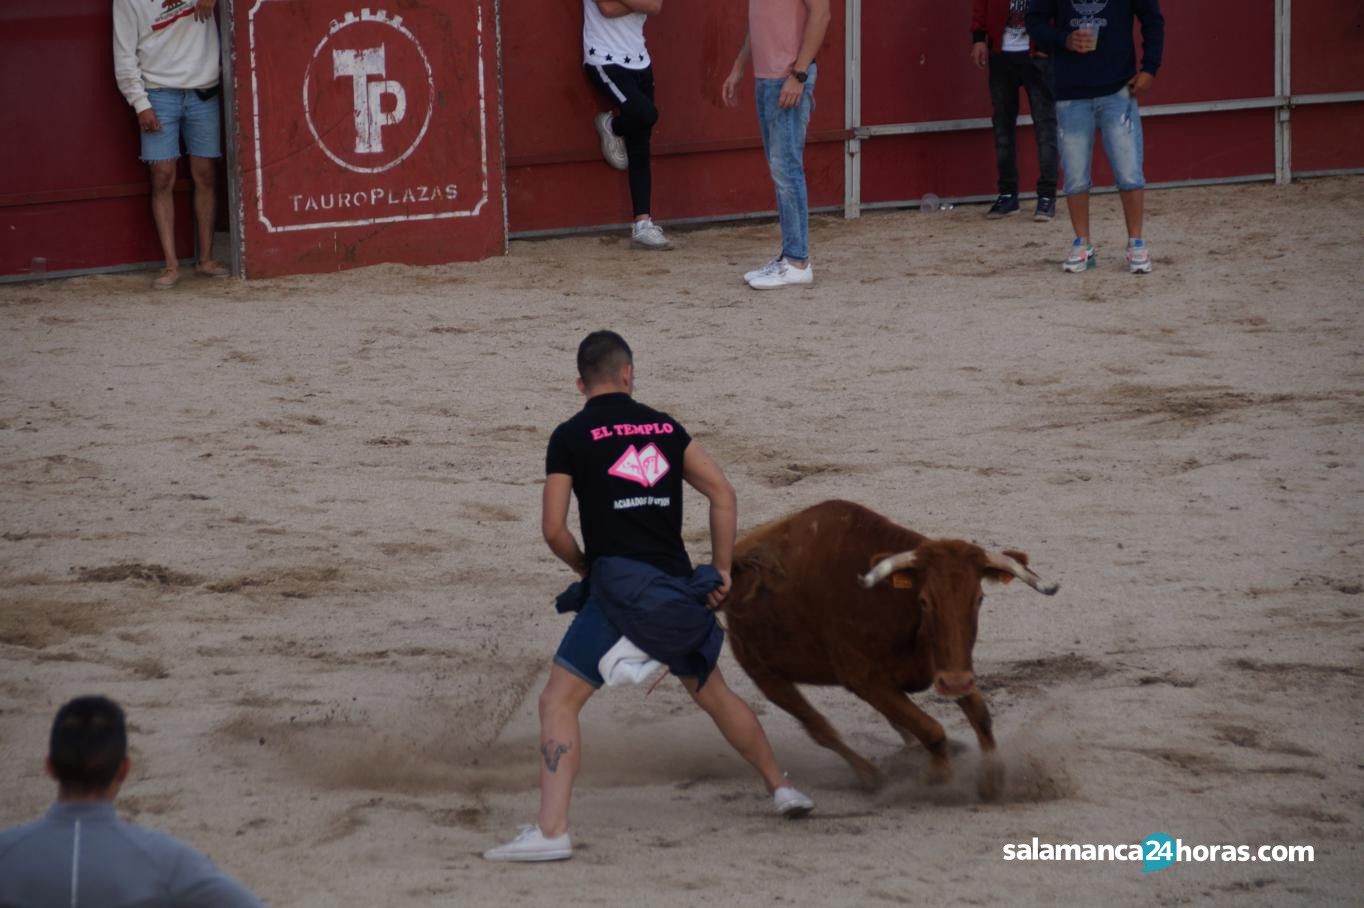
[755,64,816,262]
[988,53,1058,198]
[1056,86,1144,195]
[141,88,222,162]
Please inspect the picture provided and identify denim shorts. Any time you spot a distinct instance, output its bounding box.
[1056,86,1144,195]
[553,600,623,689]
[140,88,222,162]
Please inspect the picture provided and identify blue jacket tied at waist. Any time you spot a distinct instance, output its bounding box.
[555,557,725,688]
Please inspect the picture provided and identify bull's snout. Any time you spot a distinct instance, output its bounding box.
[933,671,976,699]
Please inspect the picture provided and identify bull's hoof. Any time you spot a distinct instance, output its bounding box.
[925,759,954,786]
[977,752,1006,802]
[849,759,884,791]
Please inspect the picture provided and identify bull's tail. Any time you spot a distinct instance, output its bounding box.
[725,544,786,616]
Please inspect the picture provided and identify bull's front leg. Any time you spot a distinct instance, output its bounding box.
[955,690,1004,801]
[747,669,884,791]
[848,680,953,786]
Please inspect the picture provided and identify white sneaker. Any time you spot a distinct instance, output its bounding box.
[631,218,671,250]
[482,825,573,862]
[1126,238,1153,274]
[773,785,815,818]
[747,258,814,290]
[743,257,782,283]
[595,112,628,171]
[1062,238,1097,273]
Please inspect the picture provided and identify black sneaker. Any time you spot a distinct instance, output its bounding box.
[1034,197,1056,221]
[986,193,1020,219]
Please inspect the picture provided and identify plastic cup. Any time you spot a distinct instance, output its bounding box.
[921,193,941,213]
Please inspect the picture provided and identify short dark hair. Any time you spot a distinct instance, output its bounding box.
[577,331,633,387]
[49,696,127,793]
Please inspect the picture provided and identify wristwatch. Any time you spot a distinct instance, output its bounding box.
[791,68,808,83]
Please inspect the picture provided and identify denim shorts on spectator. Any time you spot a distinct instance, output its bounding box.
[1056,86,1144,196]
[140,88,222,162]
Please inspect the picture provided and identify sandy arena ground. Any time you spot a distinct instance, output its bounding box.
[1,178,1362,906]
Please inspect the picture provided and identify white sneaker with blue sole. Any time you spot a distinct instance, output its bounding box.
[1127,238,1152,273]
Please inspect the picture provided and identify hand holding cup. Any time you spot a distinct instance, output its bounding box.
[1066,24,1098,53]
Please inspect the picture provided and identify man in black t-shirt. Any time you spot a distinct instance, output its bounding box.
[484,331,814,863]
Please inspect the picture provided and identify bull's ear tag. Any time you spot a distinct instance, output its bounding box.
[891,573,912,590]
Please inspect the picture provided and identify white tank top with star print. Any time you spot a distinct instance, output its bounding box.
[583,0,650,71]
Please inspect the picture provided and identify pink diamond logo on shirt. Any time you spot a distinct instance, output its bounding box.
[608,443,670,487]
[637,443,669,485]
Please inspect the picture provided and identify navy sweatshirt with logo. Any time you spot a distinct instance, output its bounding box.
[1026,0,1164,100]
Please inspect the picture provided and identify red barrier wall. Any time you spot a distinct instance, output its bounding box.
[231,0,505,277]
[4,1,1362,277]
[858,0,1280,205]
[0,1,194,279]
[1290,1,1364,173]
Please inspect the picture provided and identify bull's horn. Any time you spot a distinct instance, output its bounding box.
[985,552,1060,596]
[859,551,919,589]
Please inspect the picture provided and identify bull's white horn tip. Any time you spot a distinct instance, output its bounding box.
[856,572,875,589]
[1039,580,1060,595]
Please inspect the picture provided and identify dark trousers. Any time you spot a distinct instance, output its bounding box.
[585,63,657,218]
[988,52,1058,198]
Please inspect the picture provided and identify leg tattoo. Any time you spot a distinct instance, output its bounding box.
[541,739,571,773]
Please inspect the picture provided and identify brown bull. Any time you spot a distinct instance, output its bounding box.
[722,499,1058,799]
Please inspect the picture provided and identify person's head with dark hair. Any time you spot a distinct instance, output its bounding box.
[576,331,634,396]
[46,695,130,800]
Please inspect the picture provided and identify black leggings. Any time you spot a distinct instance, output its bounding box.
[585,63,657,218]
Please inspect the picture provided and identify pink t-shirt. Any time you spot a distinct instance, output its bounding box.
[749,0,807,80]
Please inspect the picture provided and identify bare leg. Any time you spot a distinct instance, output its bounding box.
[535,664,596,838]
[1119,188,1144,239]
[149,160,178,273]
[682,668,786,792]
[1066,190,1091,241]
[189,156,226,273]
[748,670,881,790]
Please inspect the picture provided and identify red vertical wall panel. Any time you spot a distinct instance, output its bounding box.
[1291,1,1364,95]
[0,1,194,279]
[1290,2,1364,172]
[501,0,846,233]
[1145,0,1275,103]
[1291,105,1364,173]
[232,0,505,277]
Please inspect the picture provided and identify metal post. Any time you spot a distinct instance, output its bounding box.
[844,0,862,219]
[495,0,509,253]
[219,0,245,275]
[1275,0,1292,185]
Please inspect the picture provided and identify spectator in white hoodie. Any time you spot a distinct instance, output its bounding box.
[113,0,229,289]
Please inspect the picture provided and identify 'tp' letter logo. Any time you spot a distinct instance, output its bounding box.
[304,10,433,174]
[332,45,407,154]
